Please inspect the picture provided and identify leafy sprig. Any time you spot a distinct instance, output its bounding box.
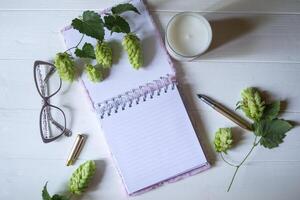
[213,87,293,191]
[236,89,292,148]
[54,3,142,83]
[42,160,96,200]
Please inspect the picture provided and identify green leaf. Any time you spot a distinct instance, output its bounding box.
[111,3,140,15]
[72,11,104,41]
[104,15,130,34]
[42,183,52,200]
[51,194,69,200]
[254,119,293,148]
[263,101,280,120]
[42,182,68,200]
[75,43,96,59]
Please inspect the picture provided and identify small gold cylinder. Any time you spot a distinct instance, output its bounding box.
[66,134,86,166]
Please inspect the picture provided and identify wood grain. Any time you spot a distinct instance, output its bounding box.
[1,60,300,112]
[1,0,300,14]
[1,11,300,63]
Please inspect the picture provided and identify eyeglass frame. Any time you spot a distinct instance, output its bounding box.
[33,60,72,143]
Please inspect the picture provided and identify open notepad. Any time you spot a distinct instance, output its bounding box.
[61,0,209,195]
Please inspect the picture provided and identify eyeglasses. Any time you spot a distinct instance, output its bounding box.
[33,60,72,143]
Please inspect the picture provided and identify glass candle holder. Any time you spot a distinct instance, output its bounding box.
[165,12,212,61]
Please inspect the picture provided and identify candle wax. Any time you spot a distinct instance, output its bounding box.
[167,14,210,57]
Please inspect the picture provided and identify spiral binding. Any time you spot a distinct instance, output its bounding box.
[95,74,176,119]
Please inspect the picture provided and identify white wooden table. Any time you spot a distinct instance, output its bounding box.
[1,0,300,199]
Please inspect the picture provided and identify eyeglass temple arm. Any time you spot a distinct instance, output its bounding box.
[49,118,72,136]
[45,107,72,136]
[44,66,56,83]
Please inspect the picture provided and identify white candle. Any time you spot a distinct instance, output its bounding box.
[165,13,212,61]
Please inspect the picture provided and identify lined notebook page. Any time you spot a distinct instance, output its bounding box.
[101,86,207,194]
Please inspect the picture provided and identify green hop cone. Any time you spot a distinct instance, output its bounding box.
[54,52,76,82]
[214,128,233,154]
[122,33,143,69]
[239,87,265,121]
[85,64,103,82]
[95,41,113,68]
[68,160,96,195]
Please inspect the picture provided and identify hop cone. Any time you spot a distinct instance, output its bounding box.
[85,64,103,82]
[122,33,143,69]
[239,87,265,121]
[95,41,112,68]
[54,52,76,82]
[214,128,233,154]
[68,160,96,195]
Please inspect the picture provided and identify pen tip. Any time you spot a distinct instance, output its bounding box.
[66,160,73,166]
[197,94,203,98]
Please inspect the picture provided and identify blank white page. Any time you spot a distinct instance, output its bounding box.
[100,86,207,194]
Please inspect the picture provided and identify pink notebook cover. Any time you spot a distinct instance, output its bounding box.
[61,0,210,195]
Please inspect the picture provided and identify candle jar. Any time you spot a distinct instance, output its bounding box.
[165,12,212,61]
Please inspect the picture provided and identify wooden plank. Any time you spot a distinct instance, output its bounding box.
[189,110,300,163]
[0,109,109,160]
[1,60,299,112]
[0,108,299,162]
[0,158,299,199]
[1,0,300,14]
[0,158,124,200]
[177,61,300,113]
[1,11,300,63]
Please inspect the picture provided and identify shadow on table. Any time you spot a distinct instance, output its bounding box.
[231,126,247,148]
[207,17,255,52]
[261,89,299,127]
[174,61,217,165]
[198,1,274,60]
[88,159,107,192]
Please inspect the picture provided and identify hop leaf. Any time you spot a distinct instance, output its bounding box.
[75,43,96,59]
[85,64,103,82]
[214,128,233,154]
[122,33,143,69]
[54,52,76,82]
[95,41,113,68]
[51,194,69,200]
[71,11,104,41]
[262,101,280,120]
[237,88,265,122]
[111,3,140,15]
[68,160,96,195]
[104,15,130,34]
[42,183,51,200]
[254,119,292,148]
[42,183,69,200]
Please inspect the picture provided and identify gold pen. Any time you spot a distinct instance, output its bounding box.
[66,134,86,166]
[197,94,252,131]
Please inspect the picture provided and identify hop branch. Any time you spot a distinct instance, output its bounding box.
[42,160,96,200]
[214,87,293,192]
[53,3,143,83]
